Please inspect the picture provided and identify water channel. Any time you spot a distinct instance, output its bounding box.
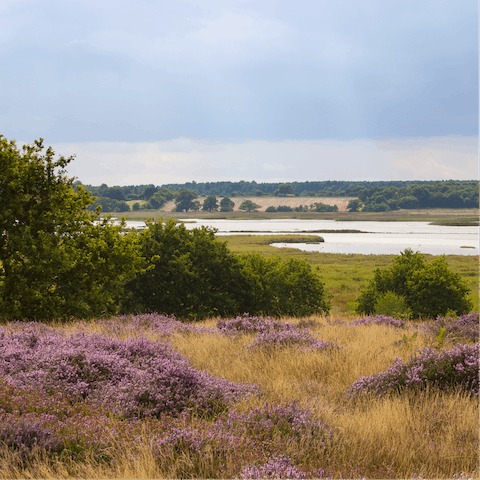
[125,219,479,256]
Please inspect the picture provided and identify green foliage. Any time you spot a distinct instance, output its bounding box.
[239,200,260,212]
[274,183,293,196]
[356,249,472,319]
[0,136,142,321]
[121,220,251,320]
[265,206,277,212]
[277,205,293,212]
[346,199,363,212]
[202,195,219,211]
[174,189,198,212]
[239,254,331,317]
[88,196,131,212]
[219,197,235,212]
[313,202,338,212]
[374,291,412,319]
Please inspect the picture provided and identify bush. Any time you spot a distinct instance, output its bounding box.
[374,291,412,319]
[240,254,331,317]
[0,328,258,418]
[122,220,251,320]
[265,206,277,212]
[347,343,479,397]
[420,313,479,344]
[355,249,472,319]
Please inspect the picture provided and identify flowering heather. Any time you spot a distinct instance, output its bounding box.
[0,413,63,459]
[240,454,328,479]
[226,401,332,445]
[217,314,294,335]
[348,315,406,328]
[347,343,479,397]
[249,327,338,351]
[420,313,479,344]
[0,329,258,418]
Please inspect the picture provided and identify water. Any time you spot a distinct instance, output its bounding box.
[125,219,479,256]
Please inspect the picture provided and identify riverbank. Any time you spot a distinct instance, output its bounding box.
[120,207,479,226]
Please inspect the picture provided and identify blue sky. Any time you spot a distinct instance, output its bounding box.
[1,0,478,185]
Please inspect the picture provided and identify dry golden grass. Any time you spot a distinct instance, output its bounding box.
[1,314,477,479]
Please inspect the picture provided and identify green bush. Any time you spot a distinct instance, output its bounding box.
[374,291,412,319]
[265,206,277,212]
[121,220,251,320]
[240,253,331,317]
[355,249,472,319]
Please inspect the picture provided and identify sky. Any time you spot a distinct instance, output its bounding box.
[1,0,478,185]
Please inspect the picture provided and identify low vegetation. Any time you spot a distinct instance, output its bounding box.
[0,313,477,479]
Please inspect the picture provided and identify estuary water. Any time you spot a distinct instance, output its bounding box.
[125,219,479,256]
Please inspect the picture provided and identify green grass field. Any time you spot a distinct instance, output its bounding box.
[221,235,479,317]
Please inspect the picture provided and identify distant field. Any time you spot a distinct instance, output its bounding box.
[222,235,480,317]
[160,196,353,212]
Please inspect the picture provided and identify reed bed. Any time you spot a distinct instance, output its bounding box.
[0,313,477,479]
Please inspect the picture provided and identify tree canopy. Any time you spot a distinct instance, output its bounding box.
[0,136,141,321]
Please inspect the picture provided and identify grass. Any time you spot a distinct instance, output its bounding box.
[0,314,477,479]
[222,235,480,317]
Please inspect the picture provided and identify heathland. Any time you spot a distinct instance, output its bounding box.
[2,137,478,479]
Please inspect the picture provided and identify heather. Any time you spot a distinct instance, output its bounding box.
[420,313,479,344]
[347,343,479,398]
[0,314,478,479]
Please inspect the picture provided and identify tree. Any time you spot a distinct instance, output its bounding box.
[355,249,472,318]
[0,136,142,321]
[220,197,235,212]
[274,184,293,196]
[121,220,251,320]
[202,195,218,211]
[174,189,198,212]
[239,200,260,212]
[347,199,363,212]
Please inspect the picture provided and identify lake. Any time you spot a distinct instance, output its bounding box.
[125,219,479,256]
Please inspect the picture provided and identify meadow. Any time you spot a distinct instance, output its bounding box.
[222,235,480,317]
[0,312,478,479]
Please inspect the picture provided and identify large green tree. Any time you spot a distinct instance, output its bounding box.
[202,195,219,211]
[0,137,141,321]
[239,200,260,212]
[174,189,198,212]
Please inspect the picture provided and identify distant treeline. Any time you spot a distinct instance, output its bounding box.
[78,180,479,212]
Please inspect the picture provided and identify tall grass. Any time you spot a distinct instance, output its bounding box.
[0,314,477,479]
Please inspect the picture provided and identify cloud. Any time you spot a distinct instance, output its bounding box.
[53,135,477,186]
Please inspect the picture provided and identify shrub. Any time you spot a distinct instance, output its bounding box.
[0,329,259,418]
[374,291,412,319]
[0,414,64,459]
[348,315,406,328]
[420,313,479,344]
[240,455,323,479]
[265,206,277,212]
[347,343,479,397]
[355,249,472,318]
[240,254,331,317]
[121,219,251,320]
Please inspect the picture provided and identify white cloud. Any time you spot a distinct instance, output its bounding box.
[54,135,478,186]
